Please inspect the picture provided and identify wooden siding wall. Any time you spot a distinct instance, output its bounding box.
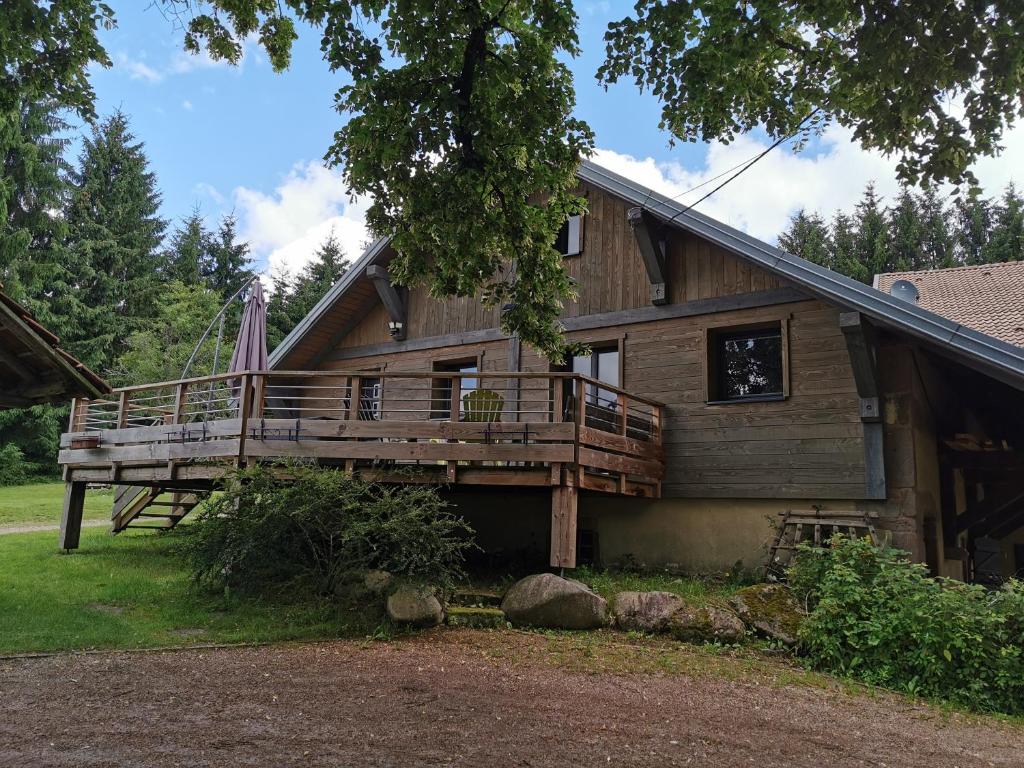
[337,182,784,349]
[307,182,866,500]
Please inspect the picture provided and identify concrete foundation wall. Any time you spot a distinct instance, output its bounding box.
[445,488,869,575]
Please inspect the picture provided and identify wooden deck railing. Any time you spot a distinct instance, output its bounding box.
[60,370,664,494]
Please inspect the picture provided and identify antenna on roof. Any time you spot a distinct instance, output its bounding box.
[889,279,920,304]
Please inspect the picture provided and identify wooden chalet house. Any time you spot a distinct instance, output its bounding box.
[59,162,1024,581]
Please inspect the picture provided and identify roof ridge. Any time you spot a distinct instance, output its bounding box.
[878,260,1024,279]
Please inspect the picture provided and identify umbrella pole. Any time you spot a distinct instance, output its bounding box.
[205,314,227,420]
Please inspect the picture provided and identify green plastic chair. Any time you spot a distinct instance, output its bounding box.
[461,389,504,422]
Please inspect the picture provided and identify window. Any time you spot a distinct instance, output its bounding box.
[707,323,787,403]
[554,214,583,257]
[431,360,478,419]
[571,345,619,409]
[358,377,381,420]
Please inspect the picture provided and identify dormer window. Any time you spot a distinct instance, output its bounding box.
[555,214,583,257]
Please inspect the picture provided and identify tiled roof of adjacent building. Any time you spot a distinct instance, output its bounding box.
[874,261,1024,348]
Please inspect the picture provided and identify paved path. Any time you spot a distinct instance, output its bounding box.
[1,630,1019,767]
[0,519,107,536]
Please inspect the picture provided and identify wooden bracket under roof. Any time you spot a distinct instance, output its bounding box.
[840,311,886,500]
[366,264,407,341]
[627,206,669,305]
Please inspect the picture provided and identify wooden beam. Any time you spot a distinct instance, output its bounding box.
[627,206,668,305]
[506,334,521,419]
[956,487,1024,535]
[58,481,87,550]
[328,287,810,361]
[0,344,35,381]
[550,485,578,568]
[840,311,885,500]
[366,264,406,340]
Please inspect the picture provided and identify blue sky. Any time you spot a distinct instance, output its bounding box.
[86,2,1024,277]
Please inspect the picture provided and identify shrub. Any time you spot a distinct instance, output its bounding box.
[790,536,1024,714]
[185,464,476,595]
[0,443,29,486]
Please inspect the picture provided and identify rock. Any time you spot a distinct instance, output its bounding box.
[612,591,685,633]
[729,583,803,647]
[362,569,395,597]
[334,569,394,603]
[501,573,607,629]
[386,584,444,627]
[669,604,746,644]
[446,606,507,629]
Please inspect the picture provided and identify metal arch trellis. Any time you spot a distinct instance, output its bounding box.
[180,276,259,420]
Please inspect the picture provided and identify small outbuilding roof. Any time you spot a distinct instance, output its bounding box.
[874,261,1024,348]
[0,286,110,408]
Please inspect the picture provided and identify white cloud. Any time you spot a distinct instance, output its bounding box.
[193,182,225,205]
[181,99,193,111]
[592,120,1024,244]
[233,162,371,277]
[116,53,163,83]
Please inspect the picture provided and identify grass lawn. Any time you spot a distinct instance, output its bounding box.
[0,482,112,527]
[0,527,380,655]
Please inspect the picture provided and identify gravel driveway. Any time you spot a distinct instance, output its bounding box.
[1,630,1019,767]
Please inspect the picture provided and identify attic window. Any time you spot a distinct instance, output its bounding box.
[554,214,583,257]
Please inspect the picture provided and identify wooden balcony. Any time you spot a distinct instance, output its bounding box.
[58,370,665,567]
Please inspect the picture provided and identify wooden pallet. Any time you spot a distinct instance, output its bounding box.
[767,508,879,580]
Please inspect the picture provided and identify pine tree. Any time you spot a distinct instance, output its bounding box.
[64,111,166,372]
[847,185,889,283]
[982,184,1024,264]
[266,232,350,351]
[204,214,255,299]
[917,186,956,270]
[886,187,923,272]
[954,187,990,266]
[0,99,72,330]
[166,209,209,286]
[778,210,832,269]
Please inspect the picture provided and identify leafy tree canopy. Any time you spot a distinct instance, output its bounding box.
[162,0,1024,357]
[600,1,1024,187]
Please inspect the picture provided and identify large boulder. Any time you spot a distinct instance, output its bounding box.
[501,574,608,629]
[612,591,685,633]
[729,583,804,647]
[386,584,444,627]
[669,604,746,644]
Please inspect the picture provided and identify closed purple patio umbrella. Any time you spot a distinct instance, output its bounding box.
[228,279,268,408]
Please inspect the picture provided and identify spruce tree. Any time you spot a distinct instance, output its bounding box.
[830,212,859,281]
[166,209,209,286]
[778,210,831,270]
[849,185,890,283]
[204,213,254,299]
[954,188,991,267]
[918,187,956,270]
[886,188,924,272]
[982,184,1024,264]
[64,111,166,372]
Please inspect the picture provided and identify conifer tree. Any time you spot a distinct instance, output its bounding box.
[204,213,254,299]
[64,111,166,371]
[778,210,831,270]
[886,188,924,272]
[982,184,1024,264]
[917,187,956,270]
[954,188,991,267]
[166,208,208,286]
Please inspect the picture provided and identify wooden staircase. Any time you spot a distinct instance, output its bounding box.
[111,485,202,532]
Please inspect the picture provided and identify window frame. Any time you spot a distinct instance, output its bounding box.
[703,318,790,405]
[430,355,482,420]
[554,214,584,257]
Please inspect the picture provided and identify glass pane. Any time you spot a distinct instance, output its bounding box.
[717,329,783,399]
[595,349,619,409]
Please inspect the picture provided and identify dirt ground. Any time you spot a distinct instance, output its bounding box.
[1,630,1020,768]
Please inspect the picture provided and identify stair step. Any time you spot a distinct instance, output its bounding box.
[446,606,507,629]
[450,589,503,608]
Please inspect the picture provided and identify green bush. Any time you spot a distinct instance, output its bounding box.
[185,464,476,596]
[790,536,1024,714]
[0,443,30,486]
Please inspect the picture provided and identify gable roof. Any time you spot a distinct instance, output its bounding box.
[0,286,109,407]
[874,261,1024,348]
[270,160,1024,391]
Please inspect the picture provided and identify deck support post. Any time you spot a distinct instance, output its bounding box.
[840,311,886,500]
[59,481,87,550]
[550,484,578,568]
